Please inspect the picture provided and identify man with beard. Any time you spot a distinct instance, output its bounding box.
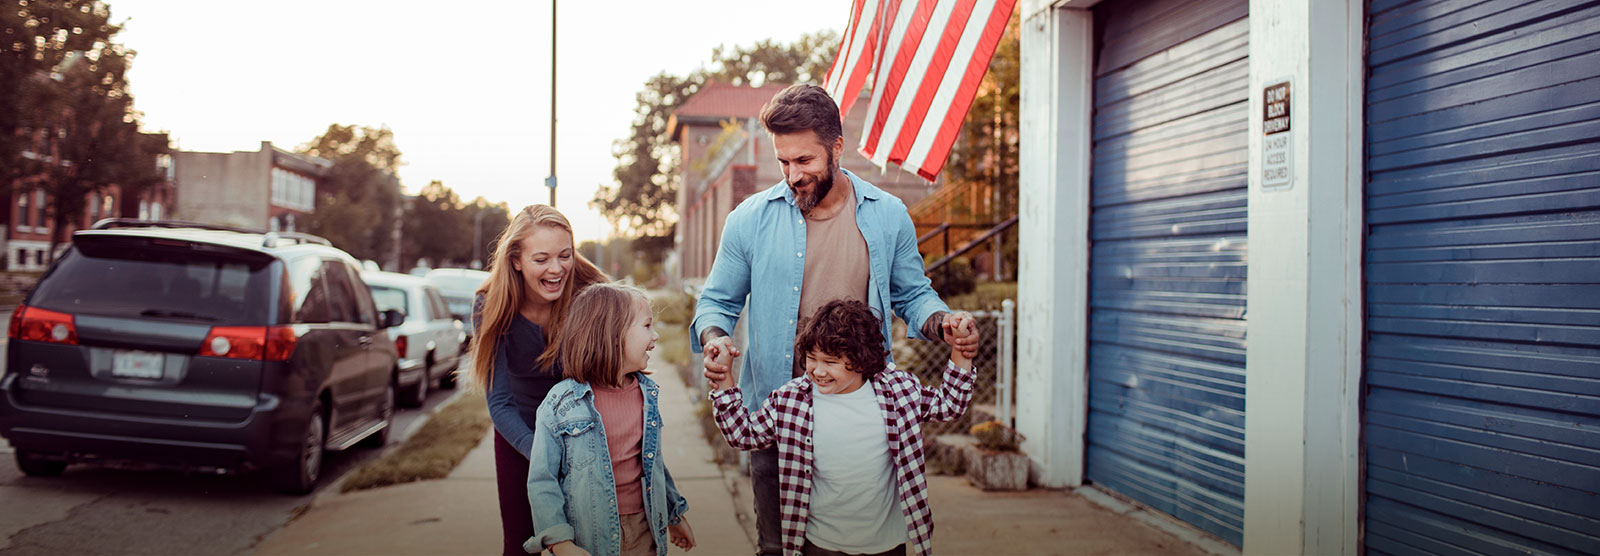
[691,83,979,556]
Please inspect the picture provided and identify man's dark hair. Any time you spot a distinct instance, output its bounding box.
[759,83,844,147]
[794,299,888,381]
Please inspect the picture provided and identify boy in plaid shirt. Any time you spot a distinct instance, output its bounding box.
[709,299,977,556]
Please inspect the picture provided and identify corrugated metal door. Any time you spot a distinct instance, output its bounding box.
[1364,1,1600,554]
[1085,0,1248,546]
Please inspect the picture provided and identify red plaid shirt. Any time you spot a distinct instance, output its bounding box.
[711,361,977,556]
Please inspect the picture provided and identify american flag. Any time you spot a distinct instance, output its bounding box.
[823,0,1018,181]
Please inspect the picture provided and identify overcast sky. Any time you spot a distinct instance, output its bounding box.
[112,0,849,242]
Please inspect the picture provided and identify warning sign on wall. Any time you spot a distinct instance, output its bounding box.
[1262,80,1292,191]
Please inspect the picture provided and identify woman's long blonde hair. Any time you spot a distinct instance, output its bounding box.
[466,204,608,392]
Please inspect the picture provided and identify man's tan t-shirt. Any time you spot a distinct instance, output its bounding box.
[797,180,870,375]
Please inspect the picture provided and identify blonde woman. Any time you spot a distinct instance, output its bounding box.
[466,204,607,555]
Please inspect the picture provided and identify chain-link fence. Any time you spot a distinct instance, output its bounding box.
[889,301,1015,438]
[677,295,1018,441]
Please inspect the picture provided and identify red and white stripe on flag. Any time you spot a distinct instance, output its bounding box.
[823,0,1017,181]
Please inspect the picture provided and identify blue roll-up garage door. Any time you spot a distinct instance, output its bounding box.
[1364,1,1600,554]
[1085,0,1248,546]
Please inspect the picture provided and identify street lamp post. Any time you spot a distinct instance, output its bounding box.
[548,0,558,207]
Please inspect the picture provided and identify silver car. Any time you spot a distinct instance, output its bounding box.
[423,268,490,343]
[362,271,465,406]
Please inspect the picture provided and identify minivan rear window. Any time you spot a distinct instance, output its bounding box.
[29,240,275,325]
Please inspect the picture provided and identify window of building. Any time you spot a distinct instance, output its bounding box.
[151,202,163,221]
[18,192,27,229]
[34,190,45,231]
[102,194,114,217]
[139,200,149,220]
[271,168,314,212]
[89,193,100,221]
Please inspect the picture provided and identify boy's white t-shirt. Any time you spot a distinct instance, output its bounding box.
[807,384,908,553]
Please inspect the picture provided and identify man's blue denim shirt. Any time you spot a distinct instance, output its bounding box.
[691,169,949,413]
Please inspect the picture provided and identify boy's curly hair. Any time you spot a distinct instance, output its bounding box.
[794,299,889,381]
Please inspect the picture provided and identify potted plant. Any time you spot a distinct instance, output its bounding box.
[966,420,1029,491]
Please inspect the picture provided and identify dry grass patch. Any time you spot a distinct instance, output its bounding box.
[341,391,491,493]
[650,291,693,368]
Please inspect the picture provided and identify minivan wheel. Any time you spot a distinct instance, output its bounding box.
[272,401,325,495]
[15,451,67,477]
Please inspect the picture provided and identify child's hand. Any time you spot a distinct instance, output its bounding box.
[703,336,740,391]
[549,541,592,556]
[669,518,696,551]
[941,311,979,360]
[951,341,975,371]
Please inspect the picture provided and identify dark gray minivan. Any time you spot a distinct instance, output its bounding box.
[0,220,402,493]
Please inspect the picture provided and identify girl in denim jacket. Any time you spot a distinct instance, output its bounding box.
[526,283,695,556]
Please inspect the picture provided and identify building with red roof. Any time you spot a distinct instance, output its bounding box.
[670,82,936,281]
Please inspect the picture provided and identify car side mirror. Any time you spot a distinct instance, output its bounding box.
[381,309,405,329]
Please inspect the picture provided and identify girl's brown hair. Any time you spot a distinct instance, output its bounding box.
[464,204,608,392]
[556,282,651,388]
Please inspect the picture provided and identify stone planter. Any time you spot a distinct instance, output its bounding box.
[965,447,1028,491]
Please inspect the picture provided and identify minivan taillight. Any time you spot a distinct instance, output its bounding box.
[200,325,298,361]
[11,305,78,345]
[394,335,408,357]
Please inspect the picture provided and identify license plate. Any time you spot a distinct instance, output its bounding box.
[112,350,165,379]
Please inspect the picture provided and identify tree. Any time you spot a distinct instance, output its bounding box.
[592,31,839,261]
[461,198,509,269]
[298,124,405,265]
[705,32,838,87]
[401,180,471,269]
[1,0,125,188]
[3,1,170,258]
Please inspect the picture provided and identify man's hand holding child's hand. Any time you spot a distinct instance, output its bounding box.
[702,335,740,391]
[942,311,979,366]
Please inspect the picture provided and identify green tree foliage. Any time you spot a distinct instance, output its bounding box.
[1,0,126,186]
[460,199,509,269]
[1,1,169,257]
[592,31,838,261]
[402,180,468,268]
[706,32,838,87]
[397,181,508,271]
[298,124,404,265]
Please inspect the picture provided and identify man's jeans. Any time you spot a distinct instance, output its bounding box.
[750,446,783,556]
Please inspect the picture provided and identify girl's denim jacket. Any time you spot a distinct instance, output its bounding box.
[524,373,689,556]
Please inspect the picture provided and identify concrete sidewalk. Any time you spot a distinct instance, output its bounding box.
[252,362,1219,556]
[250,361,755,556]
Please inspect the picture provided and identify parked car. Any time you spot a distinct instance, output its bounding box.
[423,268,489,343]
[361,271,465,406]
[0,219,403,494]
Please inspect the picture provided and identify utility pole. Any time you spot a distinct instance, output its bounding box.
[547,0,558,207]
